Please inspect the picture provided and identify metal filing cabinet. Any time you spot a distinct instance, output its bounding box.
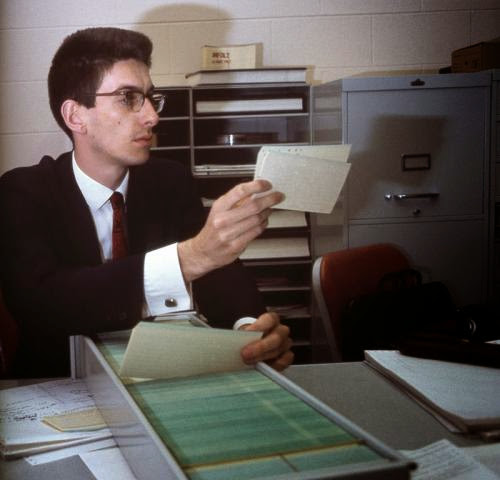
[312,72,494,307]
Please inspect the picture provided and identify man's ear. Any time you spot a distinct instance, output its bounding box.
[60,99,88,135]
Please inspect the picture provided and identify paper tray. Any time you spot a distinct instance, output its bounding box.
[71,319,413,480]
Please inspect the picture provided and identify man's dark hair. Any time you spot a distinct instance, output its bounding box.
[48,27,153,138]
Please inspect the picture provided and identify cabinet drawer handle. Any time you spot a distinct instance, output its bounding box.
[384,193,440,200]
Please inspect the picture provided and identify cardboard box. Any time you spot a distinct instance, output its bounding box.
[452,39,500,73]
[201,44,259,70]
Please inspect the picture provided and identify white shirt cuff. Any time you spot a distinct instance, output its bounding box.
[233,317,257,330]
[143,243,192,316]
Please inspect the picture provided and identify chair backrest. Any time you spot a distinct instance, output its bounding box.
[0,289,19,377]
[312,243,410,362]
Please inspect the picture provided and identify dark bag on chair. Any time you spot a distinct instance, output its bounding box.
[340,269,458,361]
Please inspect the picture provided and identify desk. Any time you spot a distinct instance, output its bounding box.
[0,362,486,480]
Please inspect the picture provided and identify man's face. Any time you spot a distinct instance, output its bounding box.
[82,59,160,168]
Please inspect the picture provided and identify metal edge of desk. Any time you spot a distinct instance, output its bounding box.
[73,334,414,480]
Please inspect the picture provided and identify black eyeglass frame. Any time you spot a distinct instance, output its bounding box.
[87,89,166,113]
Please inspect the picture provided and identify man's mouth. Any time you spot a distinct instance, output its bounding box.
[134,135,153,146]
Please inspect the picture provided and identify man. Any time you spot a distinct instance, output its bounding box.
[0,27,293,377]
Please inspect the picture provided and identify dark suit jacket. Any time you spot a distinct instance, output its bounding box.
[0,152,264,377]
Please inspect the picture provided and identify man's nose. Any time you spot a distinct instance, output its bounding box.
[142,97,160,126]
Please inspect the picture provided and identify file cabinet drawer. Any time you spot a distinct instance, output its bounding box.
[346,86,488,220]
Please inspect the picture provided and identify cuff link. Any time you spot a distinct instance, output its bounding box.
[164,297,177,308]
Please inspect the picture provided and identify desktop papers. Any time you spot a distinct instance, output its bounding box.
[80,446,138,480]
[119,321,261,380]
[402,439,500,480]
[365,350,500,433]
[0,378,111,458]
[254,145,351,214]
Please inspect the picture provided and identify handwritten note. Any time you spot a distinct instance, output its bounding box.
[0,378,111,456]
[402,439,499,480]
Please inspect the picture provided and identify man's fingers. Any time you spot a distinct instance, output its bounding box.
[214,179,273,211]
[209,207,271,241]
[244,311,280,334]
[241,326,292,363]
[267,350,295,371]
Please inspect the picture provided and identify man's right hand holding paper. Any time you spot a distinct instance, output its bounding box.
[178,179,283,282]
[178,179,292,372]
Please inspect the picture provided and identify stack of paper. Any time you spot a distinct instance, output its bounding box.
[365,350,500,433]
[240,237,310,260]
[0,378,111,458]
[267,209,308,229]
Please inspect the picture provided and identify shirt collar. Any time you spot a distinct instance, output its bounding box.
[72,152,129,212]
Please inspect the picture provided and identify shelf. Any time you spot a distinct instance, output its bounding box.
[158,116,190,121]
[193,112,309,120]
[193,142,310,149]
[153,82,316,364]
[152,146,190,150]
[259,285,311,293]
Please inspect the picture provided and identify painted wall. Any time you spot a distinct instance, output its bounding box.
[1,0,500,174]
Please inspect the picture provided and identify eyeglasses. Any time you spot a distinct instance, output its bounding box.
[91,89,166,113]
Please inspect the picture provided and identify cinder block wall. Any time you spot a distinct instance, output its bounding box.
[1,0,500,174]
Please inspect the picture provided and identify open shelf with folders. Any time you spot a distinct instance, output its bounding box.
[150,87,191,169]
[151,82,316,363]
[191,84,310,177]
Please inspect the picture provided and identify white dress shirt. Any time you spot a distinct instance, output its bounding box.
[72,154,191,317]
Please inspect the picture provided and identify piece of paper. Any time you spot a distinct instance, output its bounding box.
[240,237,310,260]
[80,447,137,480]
[25,438,116,465]
[254,145,351,214]
[402,439,499,480]
[267,210,307,228]
[259,144,351,162]
[43,407,106,432]
[464,443,500,476]
[119,322,262,380]
[0,378,111,456]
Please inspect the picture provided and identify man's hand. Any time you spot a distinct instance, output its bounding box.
[178,180,283,282]
[239,312,294,371]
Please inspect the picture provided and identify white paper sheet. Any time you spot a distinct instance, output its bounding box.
[240,237,310,260]
[254,145,351,214]
[80,447,137,480]
[0,378,111,454]
[119,322,261,380]
[258,144,351,162]
[267,210,307,228]
[464,443,500,476]
[25,438,116,465]
[402,439,499,480]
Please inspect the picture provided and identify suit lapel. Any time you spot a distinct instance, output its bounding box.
[126,167,165,254]
[53,153,102,265]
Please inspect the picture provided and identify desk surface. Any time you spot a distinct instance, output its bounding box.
[0,362,486,480]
